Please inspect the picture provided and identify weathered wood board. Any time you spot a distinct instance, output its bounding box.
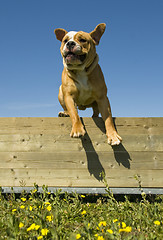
[0,117,162,192]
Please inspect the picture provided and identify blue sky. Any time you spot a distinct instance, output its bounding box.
[0,0,163,117]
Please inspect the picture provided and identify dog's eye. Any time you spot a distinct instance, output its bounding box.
[63,39,68,44]
[79,38,87,43]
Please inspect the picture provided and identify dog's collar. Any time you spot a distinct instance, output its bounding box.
[67,54,99,80]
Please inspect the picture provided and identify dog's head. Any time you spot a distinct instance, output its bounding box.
[54,23,106,70]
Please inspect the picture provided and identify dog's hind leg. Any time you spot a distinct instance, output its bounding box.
[92,101,99,117]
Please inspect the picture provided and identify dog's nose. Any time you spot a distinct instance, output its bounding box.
[66,41,76,50]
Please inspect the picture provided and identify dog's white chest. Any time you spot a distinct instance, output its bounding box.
[75,71,93,106]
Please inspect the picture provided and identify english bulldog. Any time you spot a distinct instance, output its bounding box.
[54,23,122,145]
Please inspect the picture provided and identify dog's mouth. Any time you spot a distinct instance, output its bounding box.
[64,52,86,64]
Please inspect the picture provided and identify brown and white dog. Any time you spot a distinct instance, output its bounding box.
[54,23,122,145]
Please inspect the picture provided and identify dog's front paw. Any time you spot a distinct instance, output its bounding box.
[70,124,86,138]
[107,131,122,145]
[58,111,70,117]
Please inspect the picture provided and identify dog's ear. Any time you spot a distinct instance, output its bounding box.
[90,23,106,45]
[54,28,68,41]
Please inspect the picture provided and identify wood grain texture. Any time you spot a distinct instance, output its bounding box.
[0,117,162,188]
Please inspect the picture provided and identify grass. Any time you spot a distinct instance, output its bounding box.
[0,184,162,240]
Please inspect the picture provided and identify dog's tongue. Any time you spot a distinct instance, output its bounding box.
[66,52,74,58]
[66,53,77,63]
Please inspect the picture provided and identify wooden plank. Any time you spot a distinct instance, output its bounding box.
[0,128,162,135]
[0,152,162,170]
[0,117,162,190]
[0,134,162,152]
[0,117,162,126]
[0,168,162,188]
[0,117,162,134]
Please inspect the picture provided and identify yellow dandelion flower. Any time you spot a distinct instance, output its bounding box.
[20,205,25,209]
[47,192,51,195]
[98,221,107,227]
[27,223,36,231]
[81,210,86,215]
[21,197,26,202]
[113,219,118,223]
[30,223,36,229]
[32,189,37,194]
[37,236,43,240]
[81,195,85,198]
[94,233,98,237]
[41,228,49,236]
[45,202,50,205]
[12,209,17,212]
[122,222,126,228]
[19,222,24,228]
[107,229,113,234]
[35,225,40,230]
[27,227,32,232]
[29,206,33,211]
[46,215,53,222]
[119,226,132,233]
[76,233,81,239]
[97,236,104,240]
[154,220,160,226]
[46,205,52,211]
[125,226,132,232]
[88,223,90,227]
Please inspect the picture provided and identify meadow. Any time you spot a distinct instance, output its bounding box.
[0,183,162,240]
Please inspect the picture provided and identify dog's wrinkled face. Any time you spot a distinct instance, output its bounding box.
[62,31,88,66]
[54,24,106,70]
[61,31,96,70]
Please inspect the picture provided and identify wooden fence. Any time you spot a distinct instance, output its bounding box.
[0,117,162,194]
